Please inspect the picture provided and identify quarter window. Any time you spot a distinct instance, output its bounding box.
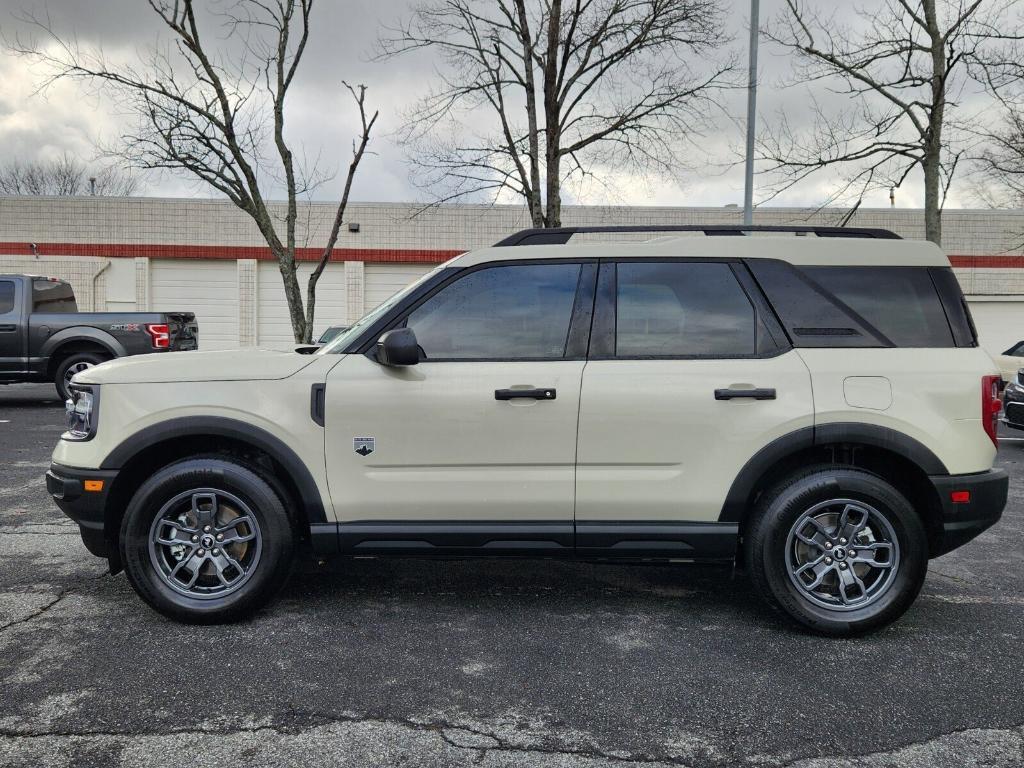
[615,262,756,357]
[404,263,582,360]
[803,267,954,347]
[0,281,14,315]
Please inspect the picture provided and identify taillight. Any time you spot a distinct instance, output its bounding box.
[145,323,170,349]
[982,374,1002,447]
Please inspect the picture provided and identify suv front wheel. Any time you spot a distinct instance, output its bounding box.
[120,458,294,623]
[745,467,928,636]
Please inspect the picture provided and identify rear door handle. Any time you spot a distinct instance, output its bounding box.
[714,388,776,400]
[0,324,15,332]
[495,388,556,401]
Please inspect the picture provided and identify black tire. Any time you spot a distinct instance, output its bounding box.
[744,466,928,636]
[120,458,294,623]
[54,350,109,401]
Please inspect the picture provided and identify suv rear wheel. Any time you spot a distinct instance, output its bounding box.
[120,458,293,623]
[745,467,928,636]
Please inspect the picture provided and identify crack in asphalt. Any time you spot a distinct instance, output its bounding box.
[1,712,1022,767]
[777,721,1024,768]
[0,715,667,765]
[0,575,106,633]
[0,589,69,633]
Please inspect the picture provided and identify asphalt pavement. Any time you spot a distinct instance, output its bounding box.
[1,382,1022,767]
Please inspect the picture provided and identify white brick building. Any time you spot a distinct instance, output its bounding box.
[2,196,1023,354]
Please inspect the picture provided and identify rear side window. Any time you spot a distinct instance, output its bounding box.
[0,281,14,314]
[803,267,954,347]
[615,262,756,357]
[32,280,78,313]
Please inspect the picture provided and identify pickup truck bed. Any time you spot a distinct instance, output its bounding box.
[0,274,197,399]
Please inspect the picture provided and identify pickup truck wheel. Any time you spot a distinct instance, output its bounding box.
[745,467,928,637]
[55,351,108,401]
[120,458,293,623]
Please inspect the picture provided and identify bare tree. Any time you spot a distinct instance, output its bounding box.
[7,0,376,343]
[969,21,1024,209]
[760,0,1021,246]
[0,153,138,196]
[973,109,1024,208]
[378,0,733,228]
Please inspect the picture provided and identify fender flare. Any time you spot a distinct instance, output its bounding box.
[42,327,126,363]
[100,416,328,525]
[718,422,948,522]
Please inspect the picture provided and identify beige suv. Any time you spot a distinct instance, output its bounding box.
[46,225,1007,635]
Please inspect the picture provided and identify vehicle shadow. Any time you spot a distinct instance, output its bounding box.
[281,556,785,629]
[0,384,64,408]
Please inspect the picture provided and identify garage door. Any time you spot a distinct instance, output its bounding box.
[151,260,238,351]
[967,299,1024,357]
[258,262,347,348]
[364,264,435,311]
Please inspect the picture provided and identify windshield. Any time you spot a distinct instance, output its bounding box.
[317,265,447,354]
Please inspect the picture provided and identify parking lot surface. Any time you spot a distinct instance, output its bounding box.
[1,382,1023,767]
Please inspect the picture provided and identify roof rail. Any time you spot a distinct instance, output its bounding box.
[493,224,902,246]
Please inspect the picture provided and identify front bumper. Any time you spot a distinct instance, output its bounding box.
[46,463,119,558]
[929,469,1008,556]
[1002,381,1024,429]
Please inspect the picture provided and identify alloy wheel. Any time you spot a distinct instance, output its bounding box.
[785,498,901,611]
[63,360,93,388]
[147,488,263,599]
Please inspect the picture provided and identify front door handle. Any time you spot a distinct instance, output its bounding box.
[714,387,776,400]
[0,324,15,332]
[495,388,556,401]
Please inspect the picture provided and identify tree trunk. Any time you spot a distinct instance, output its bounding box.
[278,253,307,344]
[923,0,943,246]
[514,0,544,228]
[543,0,562,227]
[922,151,942,246]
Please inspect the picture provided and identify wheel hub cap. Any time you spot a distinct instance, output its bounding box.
[785,498,901,612]
[147,489,263,600]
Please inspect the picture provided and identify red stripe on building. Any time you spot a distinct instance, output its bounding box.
[2,242,1022,267]
[948,254,1024,268]
[0,242,463,263]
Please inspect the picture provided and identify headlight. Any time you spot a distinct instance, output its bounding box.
[63,386,98,441]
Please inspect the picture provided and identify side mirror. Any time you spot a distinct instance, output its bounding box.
[376,327,420,366]
[294,345,319,355]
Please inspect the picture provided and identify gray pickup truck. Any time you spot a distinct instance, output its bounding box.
[0,274,198,399]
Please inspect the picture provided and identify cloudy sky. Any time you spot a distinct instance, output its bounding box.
[0,0,1001,210]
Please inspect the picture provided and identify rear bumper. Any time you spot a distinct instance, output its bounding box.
[929,469,1008,557]
[46,463,119,557]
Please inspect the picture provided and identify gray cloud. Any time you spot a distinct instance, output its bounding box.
[0,0,997,209]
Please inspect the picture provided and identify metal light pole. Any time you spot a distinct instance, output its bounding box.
[743,0,759,226]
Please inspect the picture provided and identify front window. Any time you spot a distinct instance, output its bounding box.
[404,262,582,360]
[0,281,14,315]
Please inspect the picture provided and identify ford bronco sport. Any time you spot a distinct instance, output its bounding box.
[46,225,1007,635]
